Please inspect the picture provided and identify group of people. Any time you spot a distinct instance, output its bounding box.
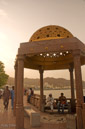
[3,86,34,110]
[46,93,67,113]
[3,86,14,110]
[1,85,68,114]
[2,86,67,113]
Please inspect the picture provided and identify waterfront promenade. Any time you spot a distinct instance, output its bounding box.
[0,96,67,129]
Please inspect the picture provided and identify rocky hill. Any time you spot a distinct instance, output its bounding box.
[7,77,85,89]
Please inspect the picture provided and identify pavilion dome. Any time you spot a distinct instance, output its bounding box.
[29,25,73,42]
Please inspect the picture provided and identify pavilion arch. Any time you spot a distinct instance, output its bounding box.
[14,25,85,129]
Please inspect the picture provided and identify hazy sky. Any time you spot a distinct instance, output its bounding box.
[0,0,85,80]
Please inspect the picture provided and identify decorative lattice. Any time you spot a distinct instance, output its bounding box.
[29,25,73,42]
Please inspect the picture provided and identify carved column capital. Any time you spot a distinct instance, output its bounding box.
[14,63,18,69]
[69,63,74,72]
[39,66,44,74]
[72,50,81,57]
[69,67,73,73]
[17,55,25,61]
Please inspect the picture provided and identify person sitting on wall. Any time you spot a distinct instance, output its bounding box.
[46,93,54,112]
[57,93,67,113]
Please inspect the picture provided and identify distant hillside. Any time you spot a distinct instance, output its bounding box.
[44,77,70,87]
[7,77,85,89]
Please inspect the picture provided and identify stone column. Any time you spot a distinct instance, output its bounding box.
[16,55,24,129]
[14,63,18,116]
[39,68,44,111]
[69,66,75,112]
[73,50,83,129]
[82,103,85,129]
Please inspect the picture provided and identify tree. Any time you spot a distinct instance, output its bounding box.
[0,61,9,87]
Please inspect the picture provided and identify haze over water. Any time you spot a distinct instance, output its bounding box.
[34,89,85,98]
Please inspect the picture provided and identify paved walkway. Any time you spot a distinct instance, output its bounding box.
[0,99,15,129]
[0,97,67,129]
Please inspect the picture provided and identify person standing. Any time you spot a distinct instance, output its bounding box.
[10,86,14,109]
[3,86,10,110]
[27,88,32,103]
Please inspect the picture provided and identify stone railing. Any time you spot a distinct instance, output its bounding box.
[30,94,46,109]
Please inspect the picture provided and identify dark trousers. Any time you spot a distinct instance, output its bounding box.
[4,100,9,109]
[28,95,31,103]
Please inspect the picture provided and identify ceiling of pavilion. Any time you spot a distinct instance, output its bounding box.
[24,50,74,70]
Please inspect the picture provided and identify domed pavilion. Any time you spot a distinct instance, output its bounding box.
[14,25,85,129]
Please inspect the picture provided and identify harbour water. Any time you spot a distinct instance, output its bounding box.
[34,89,85,98]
